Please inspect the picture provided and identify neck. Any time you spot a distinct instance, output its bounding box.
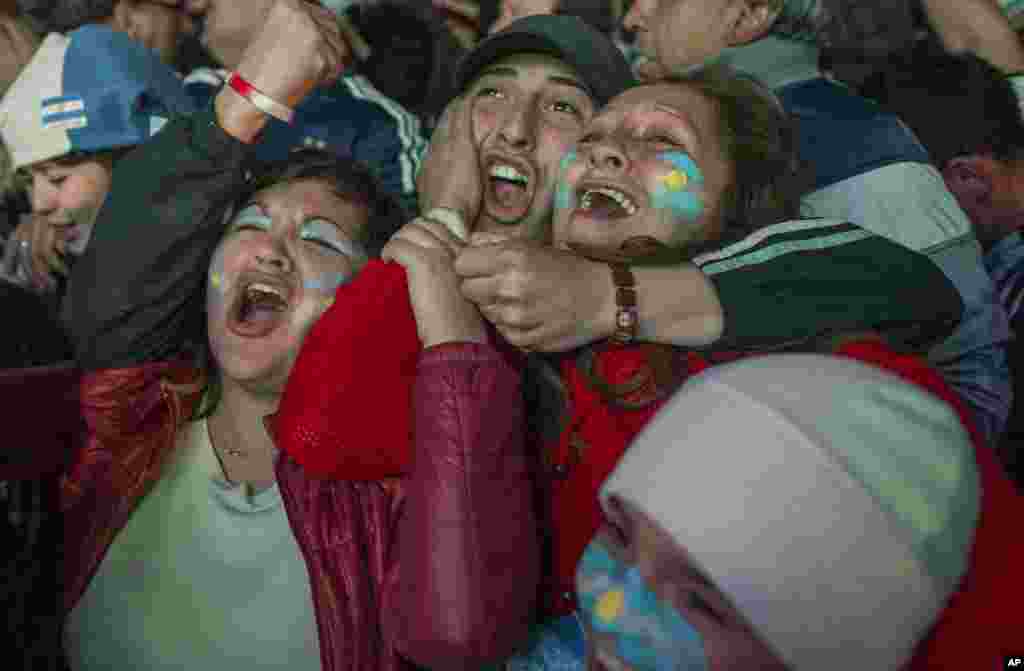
[716,36,821,89]
[207,378,280,486]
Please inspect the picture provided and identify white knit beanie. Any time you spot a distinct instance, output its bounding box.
[600,354,979,671]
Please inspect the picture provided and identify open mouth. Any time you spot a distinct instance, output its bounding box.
[484,159,534,218]
[577,185,639,219]
[227,280,292,338]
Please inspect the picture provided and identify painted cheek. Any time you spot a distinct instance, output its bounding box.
[577,543,709,671]
[303,270,350,311]
[554,150,579,211]
[206,246,232,316]
[650,152,705,222]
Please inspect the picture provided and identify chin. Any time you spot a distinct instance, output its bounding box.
[221,356,291,394]
[209,334,297,398]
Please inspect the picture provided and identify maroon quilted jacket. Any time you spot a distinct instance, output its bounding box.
[6,342,537,671]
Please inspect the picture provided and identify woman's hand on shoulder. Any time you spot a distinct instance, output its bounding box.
[383,217,488,348]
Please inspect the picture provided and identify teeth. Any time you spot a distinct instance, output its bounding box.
[489,164,528,185]
[580,187,638,216]
[246,282,286,301]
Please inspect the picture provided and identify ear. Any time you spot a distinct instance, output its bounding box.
[726,0,782,47]
[944,156,995,205]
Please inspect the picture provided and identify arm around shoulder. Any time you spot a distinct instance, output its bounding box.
[698,220,964,351]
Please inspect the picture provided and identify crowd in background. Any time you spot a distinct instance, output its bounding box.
[1,1,1023,670]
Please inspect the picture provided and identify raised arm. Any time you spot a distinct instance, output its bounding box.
[66,104,250,370]
[69,0,348,371]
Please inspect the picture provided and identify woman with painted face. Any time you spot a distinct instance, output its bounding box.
[3,1,538,669]
[530,67,1022,669]
[484,66,810,667]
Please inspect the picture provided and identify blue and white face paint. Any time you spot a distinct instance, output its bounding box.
[209,204,368,313]
[650,151,704,222]
[577,543,708,671]
[227,204,368,261]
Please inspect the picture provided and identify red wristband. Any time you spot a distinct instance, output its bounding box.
[227,72,295,124]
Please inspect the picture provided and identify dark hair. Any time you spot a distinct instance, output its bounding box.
[661,65,807,250]
[860,38,1024,167]
[192,150,406,421]
[815,0,922,88]
[233,149,407,258]
[16,0,116,32]
[348,1,464,129]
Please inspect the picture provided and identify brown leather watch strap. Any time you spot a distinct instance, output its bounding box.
[609,263,638,345]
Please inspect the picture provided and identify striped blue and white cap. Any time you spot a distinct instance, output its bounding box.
[0,24,196,171]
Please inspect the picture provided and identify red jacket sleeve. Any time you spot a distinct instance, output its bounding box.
[389,342,538,669]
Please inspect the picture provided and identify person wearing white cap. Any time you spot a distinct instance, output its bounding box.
[581,351,1024,670]
[0,22,196,293]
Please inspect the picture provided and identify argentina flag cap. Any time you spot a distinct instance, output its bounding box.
[0,24,196,171]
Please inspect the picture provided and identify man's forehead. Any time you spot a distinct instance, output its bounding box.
[472,52,590,93]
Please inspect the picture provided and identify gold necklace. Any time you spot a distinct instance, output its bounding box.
[207,420,247,458]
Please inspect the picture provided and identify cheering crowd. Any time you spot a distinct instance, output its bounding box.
[1,0,1023,669]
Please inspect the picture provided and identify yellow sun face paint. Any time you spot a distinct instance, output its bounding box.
[595,588,626,624]
[660,169,689,192]
[651,152,704,222]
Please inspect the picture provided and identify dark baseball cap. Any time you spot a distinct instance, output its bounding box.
[455,14,636,107]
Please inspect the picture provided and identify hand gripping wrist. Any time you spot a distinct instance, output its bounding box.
[609,263,638,345]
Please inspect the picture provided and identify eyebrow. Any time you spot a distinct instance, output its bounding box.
[476,65,518,80]
[548,75,592,97]
[246,197,362,243]
[653,104,689,123]
[476,66,592,97]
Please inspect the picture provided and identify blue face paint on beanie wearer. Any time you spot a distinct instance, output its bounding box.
[577,543,708,671]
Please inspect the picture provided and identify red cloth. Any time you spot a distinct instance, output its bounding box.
[544,346,709,614]
[270,260,421,480]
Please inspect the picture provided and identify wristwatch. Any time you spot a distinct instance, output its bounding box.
[609,263,638,345]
